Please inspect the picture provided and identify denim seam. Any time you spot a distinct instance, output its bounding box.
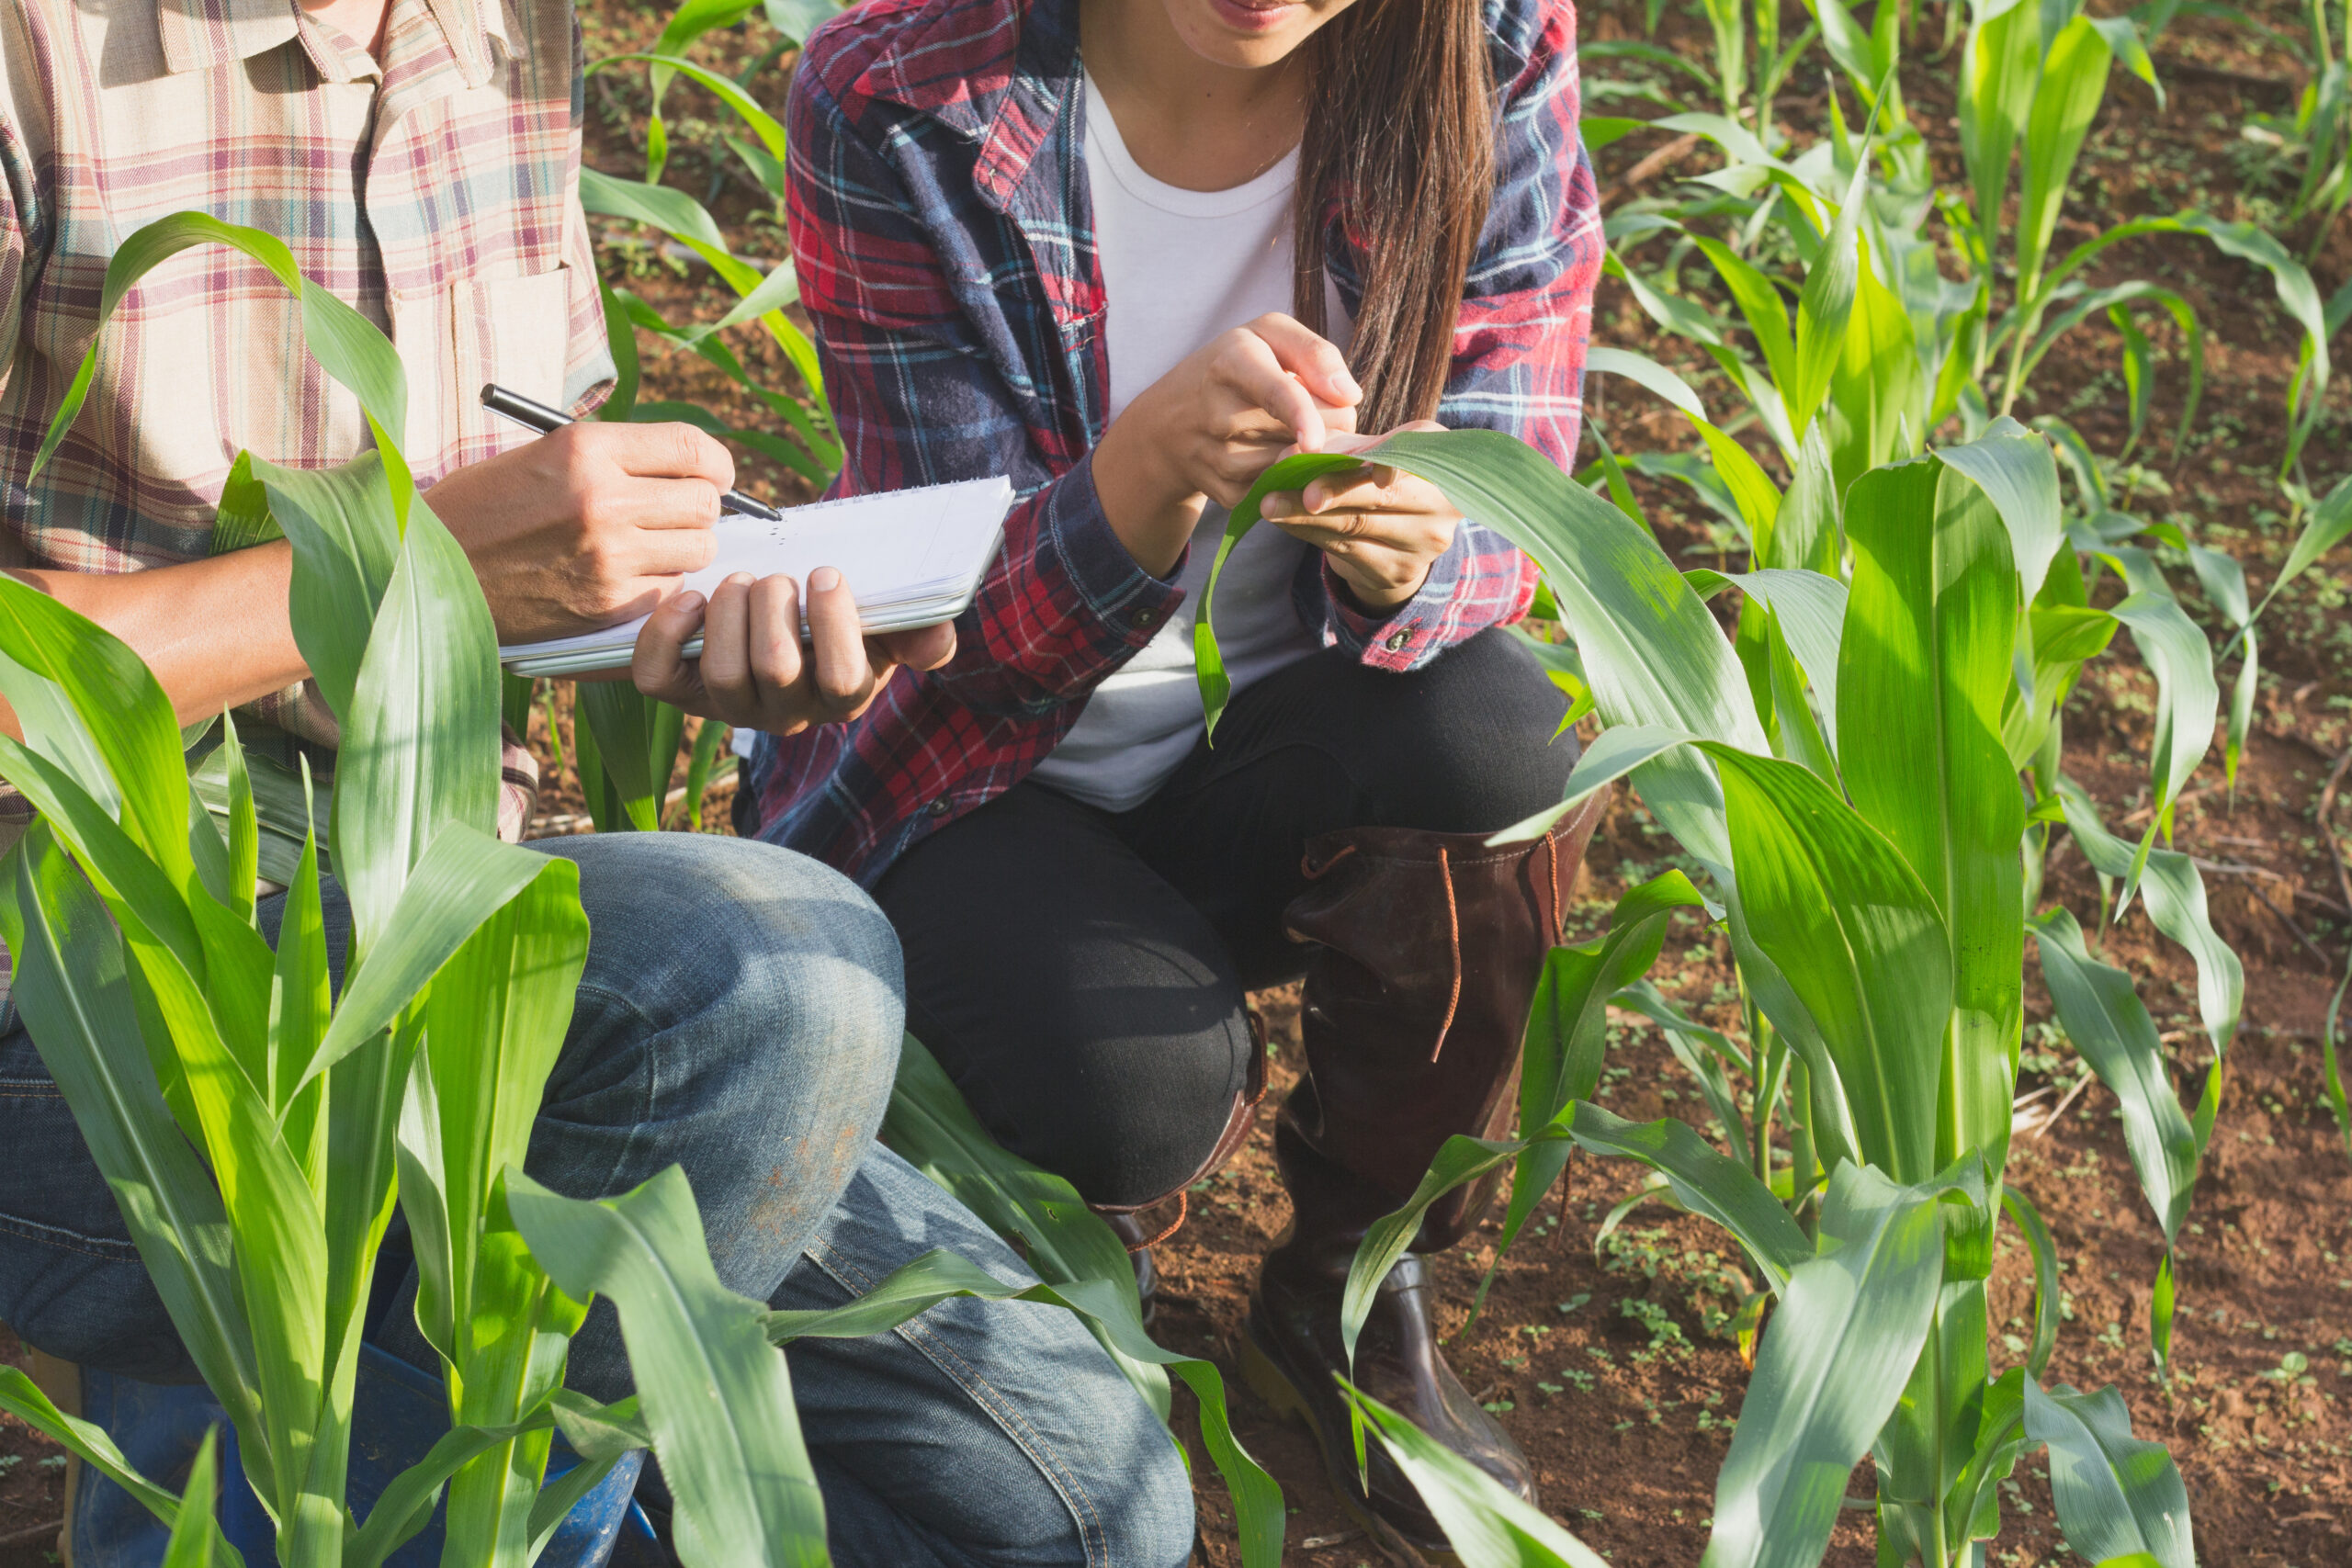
[0,1210,141,1260]
[804,1236,1115,1568]
[561,979,666,1201]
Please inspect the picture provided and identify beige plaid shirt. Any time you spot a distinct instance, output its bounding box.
[0,0,616,874]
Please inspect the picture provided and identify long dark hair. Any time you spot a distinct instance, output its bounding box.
[1293,0,1496,430]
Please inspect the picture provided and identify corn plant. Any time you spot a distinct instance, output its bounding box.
[560,0,846,833]
[1194,419,2237,1568]
[2229,0,2351,258]
[0,213,963,1568]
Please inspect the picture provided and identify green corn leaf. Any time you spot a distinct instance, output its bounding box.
[505,1166,829,1568]
[2055,778,2240,1056]
[2035,214,2329,474]
[2016,286,2206,457]
[1756,599,1839,783]
[1935,416,2064,603]
[2322,957,2350,1164]
[1697,1165,1953,1568]
[574,686,688,832]
[0,574,199,893]
[269,791,330,1179]
[582,167,732,254]
[876,1042,1297,1568]
[298,827,555,1090]
[1201,430,1764,886]
[2023,1381,2195,1568]
[1823,240,1925,491]
[1341,1102,1809,1371]
[160,1427,221,1568]
[1945,1367,2033,1553]
[330,490,503,941]
[2251,472,2352,623]
[401,854,589,1364]
[218,711,260,927]
[1494,724,1697,842]
[255,456,402,724]
[1707,745,1953,1182]
[1470,873,1708,1327]
[1339,1381,1610,1568]
[758,1247,1284,1568]
[1718,570,1847,752]
[2029,908,2199,1249]
[2016,17,2115,304]
[2002,1187,2063,1378]
[883,1037,1167,1414]
[1960,0,2041,264]
[1771,422,1844,574]
[1839,454,2026,1172]
[600,276,645,423]
[32,213,412,506]
[681,720,731,830]
[1613,980,1755,1166]
[1787,134,1874,441]
[0,829,267,1482]
[2224,624,2257,785]
[346,1417,546,1568]
[0,1368,243,1565]
[2105,592,2219,860]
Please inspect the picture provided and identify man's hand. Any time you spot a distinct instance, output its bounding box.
[426,422,734,644]
[631,568,958,735]
[1259,423,1461,613]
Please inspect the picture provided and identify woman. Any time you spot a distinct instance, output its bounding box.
[752,0,1604,1545]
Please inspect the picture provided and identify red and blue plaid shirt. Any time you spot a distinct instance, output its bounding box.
[747,0,1601,884]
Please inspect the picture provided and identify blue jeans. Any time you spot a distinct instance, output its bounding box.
[0,833,1191,1567]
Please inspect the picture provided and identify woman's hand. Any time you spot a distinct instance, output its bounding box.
[1092,312,1360,576]
[628,568,957,736]
[1259,423,1461,613]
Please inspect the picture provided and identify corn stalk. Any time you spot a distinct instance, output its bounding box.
[1194,423,2236,1568]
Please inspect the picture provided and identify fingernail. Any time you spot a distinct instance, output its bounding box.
[810,566,842,592]
[1338,372,1363,401]
[674,591,704,613]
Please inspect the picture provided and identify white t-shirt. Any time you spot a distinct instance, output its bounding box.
[1029,73,1349,813]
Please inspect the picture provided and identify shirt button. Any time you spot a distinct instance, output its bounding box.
[929,798,952,818]
[1131,608,1156,628]
[1384,630,1412,652]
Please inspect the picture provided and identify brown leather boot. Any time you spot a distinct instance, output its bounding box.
[1239,797,1606,1558]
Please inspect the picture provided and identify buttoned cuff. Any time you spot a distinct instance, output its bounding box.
[1324,528,1472,671]
[1038,450,1188,649]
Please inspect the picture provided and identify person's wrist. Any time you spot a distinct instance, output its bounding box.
[1329,557,1429,615]
[1094,394,1201,578]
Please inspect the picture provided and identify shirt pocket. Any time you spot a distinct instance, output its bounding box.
[399,262,577,477]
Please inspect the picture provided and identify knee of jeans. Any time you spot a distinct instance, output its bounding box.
[555,834,905,1130]
[1089,1413,1196,1568]
[688,839,906,1110]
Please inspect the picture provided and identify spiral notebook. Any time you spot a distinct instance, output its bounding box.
[498,477,1014,679]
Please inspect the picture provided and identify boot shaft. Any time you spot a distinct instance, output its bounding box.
[1279,794,1607,1249]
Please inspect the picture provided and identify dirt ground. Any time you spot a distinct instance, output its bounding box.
[4,0,2345,1563]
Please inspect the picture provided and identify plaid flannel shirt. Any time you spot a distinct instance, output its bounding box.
[0,0,612,864]
[748,0,1602,886]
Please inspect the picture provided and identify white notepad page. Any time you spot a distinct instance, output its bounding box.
[498,476,1014,677]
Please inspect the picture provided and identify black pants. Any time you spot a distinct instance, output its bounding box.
[875,628,1577,1210]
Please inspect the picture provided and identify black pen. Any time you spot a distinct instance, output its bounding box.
[478,383,783,522]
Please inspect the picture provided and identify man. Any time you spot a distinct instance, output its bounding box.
[0,0,1193,1562]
